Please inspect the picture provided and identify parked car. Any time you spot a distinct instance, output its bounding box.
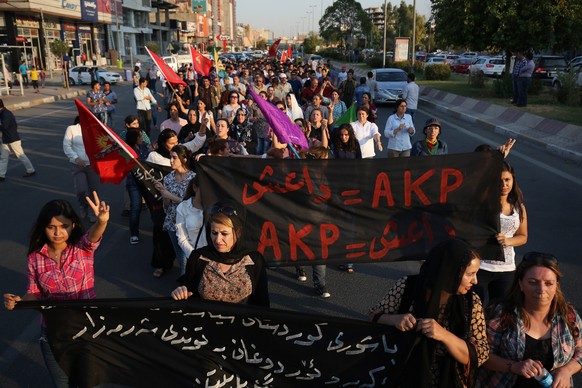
[461,51,478,58]
[552,63,582,89]
[443,54,459,64]
[470,57,506,76]
[425,57,446,66]
[372,68,408,104]
[532,55,567,79]
[68,66,122,85]
[450,58,473,74]
[567,56,582,69]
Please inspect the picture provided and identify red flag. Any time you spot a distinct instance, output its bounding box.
[74,99,138,184]
[268,39,281,57]
[189,46,212,77]
[144,46,187,86]
[287,46,292,59]
[280,51,288,63]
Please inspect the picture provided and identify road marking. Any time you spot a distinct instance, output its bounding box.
[16,104,76,122]
[441,116,582,187]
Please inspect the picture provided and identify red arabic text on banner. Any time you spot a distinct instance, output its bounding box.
[75,99,138,184]
[268,39,281,57]
[144,46,187,86]
[189,46,212,77]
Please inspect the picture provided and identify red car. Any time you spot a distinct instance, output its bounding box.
[451,58,473,74]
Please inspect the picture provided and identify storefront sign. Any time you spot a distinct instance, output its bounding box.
[62,0,79,11]
[16,18,40,29]
[192,0,207,13]
[81,0,98,22]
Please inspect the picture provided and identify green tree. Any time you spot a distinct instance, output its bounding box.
[255,39,267,50]
[431,0,582,53]
[391,1,426,50]
[50,39,70,88]
[145,42,161,54]
[319,0,372,48]
[303,32,324,54]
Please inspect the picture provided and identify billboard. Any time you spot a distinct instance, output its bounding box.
[192,0,207,13]
[394,37,410,62]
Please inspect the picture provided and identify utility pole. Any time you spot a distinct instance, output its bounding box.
[309,5,316,34]
[39,9,49,77]
[212,0,219,49]
[412,0,416,65]
[114,0,122,67]
[382,0,388,67]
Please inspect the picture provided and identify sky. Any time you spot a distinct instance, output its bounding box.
[236,0,432,38]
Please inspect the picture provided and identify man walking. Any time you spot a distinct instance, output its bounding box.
[511,52,525,105]
[0,99,36,181]
[402,73,420,119]
[134,77,162,137]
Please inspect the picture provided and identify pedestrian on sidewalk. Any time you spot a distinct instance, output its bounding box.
[516,52,534,107]
[18,61,28,88]
[510,52,525,104]
[0,99,36,181]
[39,67,46,88]
[30,66,40,93]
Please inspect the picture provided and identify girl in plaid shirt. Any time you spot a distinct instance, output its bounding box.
[4,191,110,387]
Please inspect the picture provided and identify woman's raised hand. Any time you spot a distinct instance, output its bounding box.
[86,191,110,223]
[171,286,193,300]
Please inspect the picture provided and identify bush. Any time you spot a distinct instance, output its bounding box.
[528,78,543,95]
[493,73,513,98]
[412,61,425,74]
[469,70,485,88]
[319,48,347,61]
[365,56,384,69]
[552,70,582,106]
[424,64,451,80]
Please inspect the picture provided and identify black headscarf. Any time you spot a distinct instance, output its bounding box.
[395,238,478,388]
[228,108,253,144]
[195,201,256,265]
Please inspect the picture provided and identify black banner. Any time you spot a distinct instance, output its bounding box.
[196,152,503,266]
[22,299,401,387]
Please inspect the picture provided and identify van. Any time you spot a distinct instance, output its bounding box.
[162,54,193,72]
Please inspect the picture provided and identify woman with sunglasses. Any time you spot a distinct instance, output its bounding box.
[478,253,582,387]
[475,162,528,306]
[171,203,270,307]
[228,108,256,155]
[369,238,489,386]
[221,91,243,123]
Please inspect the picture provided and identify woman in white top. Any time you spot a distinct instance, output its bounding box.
[475,161,528,306]
[350,106,382,159]
[384,98,415,157]
[175,175,206,258]
[285,93,304,121]
[221,90,243,123]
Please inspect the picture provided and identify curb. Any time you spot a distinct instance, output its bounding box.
[420,97,582,164]
[5,89,85,112]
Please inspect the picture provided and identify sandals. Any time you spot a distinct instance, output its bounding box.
[338,265,355,273]
[346,267,354,274]
[153,268,165,278]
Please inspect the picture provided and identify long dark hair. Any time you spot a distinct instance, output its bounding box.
[502,161,525,222]
[333,123,358,153]
[28,200,84,254]
[170,144,191,170]
[125,129,141,148]
[183,175,200,201]
[156,129,177,159]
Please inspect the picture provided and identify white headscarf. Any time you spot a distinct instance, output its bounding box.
[285,93,304,121]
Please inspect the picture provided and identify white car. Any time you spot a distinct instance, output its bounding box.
[552,63,582,89]
[373,68,408,104]
[68,66,122,85]
[425,57,446,66]
[470,57,506,77]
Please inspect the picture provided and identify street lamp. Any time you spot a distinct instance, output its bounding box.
[309,5,317,33]
[382,0,388,67]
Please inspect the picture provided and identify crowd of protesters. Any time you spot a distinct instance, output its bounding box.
[2,51,581,388]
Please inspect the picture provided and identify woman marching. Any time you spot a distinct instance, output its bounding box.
[4,192,110,388]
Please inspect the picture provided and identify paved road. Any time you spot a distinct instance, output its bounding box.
[0,86,580,387]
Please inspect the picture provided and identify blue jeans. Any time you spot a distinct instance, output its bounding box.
[406,108,416,119]
[40,333,69,388]
[256,138,272,155]
[127,184,142,237]
[297,265,327,287]
[168,229,187,276]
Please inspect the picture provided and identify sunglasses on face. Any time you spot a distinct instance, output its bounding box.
[209,205,237,217]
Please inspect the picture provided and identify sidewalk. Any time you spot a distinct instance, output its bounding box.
[332,61,582,164]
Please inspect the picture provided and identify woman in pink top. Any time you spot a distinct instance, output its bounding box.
[4,191,110,387]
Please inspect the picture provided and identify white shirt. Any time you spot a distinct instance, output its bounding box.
[134,86,157,111]
[182,133,206,154]
[402,81,420,110]
[63,124,89,164]
[175,200,207,257]
[351,120,380,159]
[366,79,379,100]
[337,71,348,86]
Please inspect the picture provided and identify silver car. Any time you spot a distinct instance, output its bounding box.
[373,68,408,104]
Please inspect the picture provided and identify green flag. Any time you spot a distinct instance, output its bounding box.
[334,103,357,126]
